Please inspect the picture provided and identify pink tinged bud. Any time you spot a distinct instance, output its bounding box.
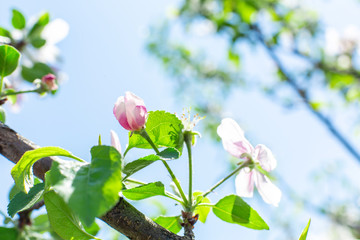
[41,73,58,91]
[110,130,122,154]
[113,92,148,131]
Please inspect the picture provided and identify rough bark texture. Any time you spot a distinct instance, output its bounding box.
[0,123,188,240]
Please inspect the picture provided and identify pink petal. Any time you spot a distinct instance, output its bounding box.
[125,92,147,131]
[113,96,131,130]
[254,171,281,207]
[110,130,122,154]
[235,168,254,198]
[254,144,277,171]
[217,118,254,158]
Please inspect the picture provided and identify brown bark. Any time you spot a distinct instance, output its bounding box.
[0,123,188,240]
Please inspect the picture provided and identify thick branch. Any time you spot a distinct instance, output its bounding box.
[0,123,187,240]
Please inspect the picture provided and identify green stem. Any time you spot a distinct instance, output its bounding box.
[139,129,189,206]
[202,161,250,199]
[184,132,193,210]
[0,89,40,97]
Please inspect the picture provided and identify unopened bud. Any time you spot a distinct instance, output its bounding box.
[41,74,58,91]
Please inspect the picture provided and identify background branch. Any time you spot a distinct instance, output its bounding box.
[0,123,188,240]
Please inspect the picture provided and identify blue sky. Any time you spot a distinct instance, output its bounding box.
[1,1,360,239]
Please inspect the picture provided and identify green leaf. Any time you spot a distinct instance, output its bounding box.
[127,111,184,152]
[299,219,311,240]
[193,191,211,223]
[84,221,100,236]
[46,145,122,227]
[11,146,84,193]
[4,89,17,104]
[153,216,182,234]
[0,227,18,240]
[32,214,50,233]
[123,147,180,177]
[7,182,45,217]
[30,38,46,48]
[0,107,5,123]
[11,9,26,30]
[122,182,166,200]
[212,195,269,230]
[28,12,50,40]
[44,191,98,240]
[21,62,54,83]
[0,45,21,78]
[0,27,11,38]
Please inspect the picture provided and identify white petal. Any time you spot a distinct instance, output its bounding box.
[110,130,122,154]
[42,19,69,44]
[235,168,254,198]
[254,144,277,171]
[254,172,281,207]
[217,118,253,158]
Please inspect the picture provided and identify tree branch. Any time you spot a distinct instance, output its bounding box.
[252,25,360,164]
[0,123,188,240]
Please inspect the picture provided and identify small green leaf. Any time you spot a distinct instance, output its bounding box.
[84,221,100,236]
[122,182,166,200]
[127,111,184,152]
[21,62,54,83]
[123,148,179,177]
[30,38,46,48]
[32,214,51,233]
[193,191,211,223]
[46,146,122,227]
[0,227,18,240]
[0,27,11,38]
[4,89,17,104]
[299,219,311,240]
[153,216,182,234]
[157,147,180,159]
[28,12,50,40]
[7,182,45,217]
[0,45,21,78]
[0,107,5,123]
[11,146,84,193]
[44,191,98,240]
[11,9,26,30]
[213,195,269,230]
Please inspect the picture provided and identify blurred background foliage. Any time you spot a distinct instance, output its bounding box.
[147,0,360,239]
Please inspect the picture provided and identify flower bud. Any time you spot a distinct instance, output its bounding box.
[113,92,148,131]
[41,74,58,91]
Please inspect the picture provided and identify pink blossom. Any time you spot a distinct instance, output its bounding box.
[217,118,281,206]
[113,92,148,131]
[110,130,122,154]
[41,73,58,91]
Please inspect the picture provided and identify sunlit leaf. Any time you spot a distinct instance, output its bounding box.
[153,216,182,234]
[212,195,269,230]
[298,219,311,240]
[11,146,84,193]
[46,145,122,227]
[44,191,98,240]
[0,45,20,78]
[11,9,26,30]
[127,111,184,152]
[122,181,166,200]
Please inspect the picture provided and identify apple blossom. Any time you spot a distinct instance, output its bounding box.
[217,118,281,206]
[113,92,148,131]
